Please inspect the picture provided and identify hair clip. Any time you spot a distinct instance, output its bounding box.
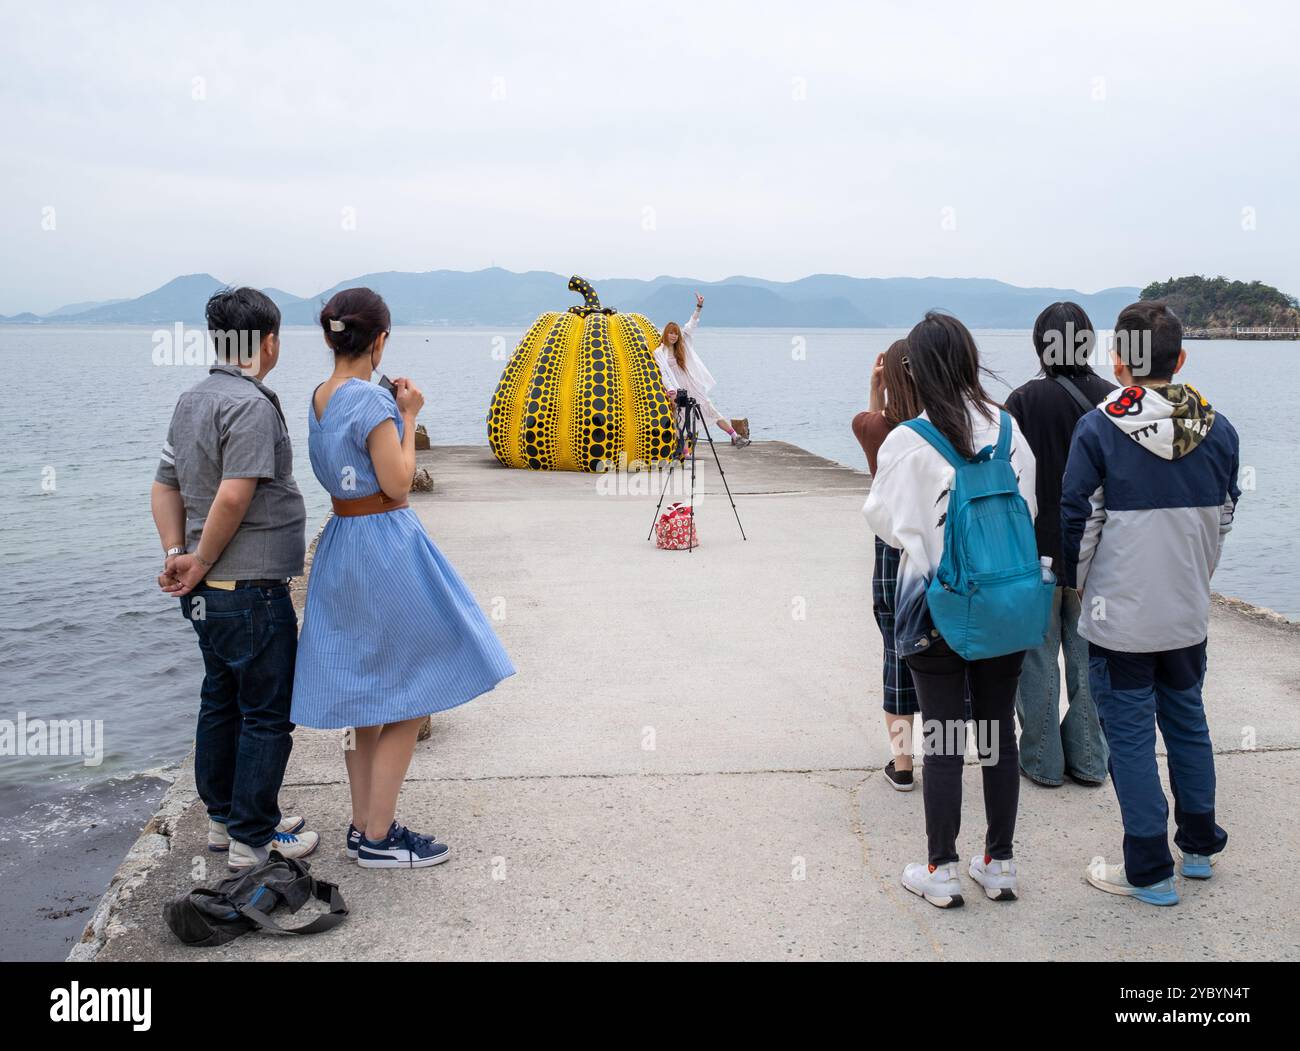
[329,319,345,332]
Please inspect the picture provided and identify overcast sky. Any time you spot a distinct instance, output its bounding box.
[2,0,1297,314]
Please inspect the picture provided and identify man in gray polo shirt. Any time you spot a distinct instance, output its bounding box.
[151,287,318,869]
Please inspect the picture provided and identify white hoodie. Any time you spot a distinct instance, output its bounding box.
[863,403,1038,657]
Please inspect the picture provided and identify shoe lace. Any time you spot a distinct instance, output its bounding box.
[397,825,436,851]
[272,831,299,845]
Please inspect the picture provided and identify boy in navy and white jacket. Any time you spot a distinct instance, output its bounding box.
[1061,301,1240,906]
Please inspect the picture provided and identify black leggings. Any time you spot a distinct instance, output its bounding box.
[905,640,1025,866]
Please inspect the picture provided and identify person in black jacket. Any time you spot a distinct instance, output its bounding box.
[1004,302,1115,789]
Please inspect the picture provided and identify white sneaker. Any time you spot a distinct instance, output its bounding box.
[228,829,320,870]
[902,861,964,908]
[208,815,305,853]
[969,855,1019,901]
[1084,858,1179,906]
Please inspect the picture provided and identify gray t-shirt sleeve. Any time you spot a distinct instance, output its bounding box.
[219,397,280,480]
[154,409,179,487]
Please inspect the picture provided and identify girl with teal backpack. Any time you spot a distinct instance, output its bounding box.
[864,312,1049,910]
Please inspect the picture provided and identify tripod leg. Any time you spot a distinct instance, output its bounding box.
[687,410,698,552]
[647,455,678,541]
[696,412,747,541]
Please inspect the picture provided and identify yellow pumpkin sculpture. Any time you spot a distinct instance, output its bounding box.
[486,275,679,472]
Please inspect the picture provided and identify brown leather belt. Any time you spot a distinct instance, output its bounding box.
[331,491,409,517]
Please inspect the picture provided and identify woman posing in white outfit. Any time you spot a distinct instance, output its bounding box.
[653,292,751,448]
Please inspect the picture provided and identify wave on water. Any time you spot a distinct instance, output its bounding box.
[0,765,179,848]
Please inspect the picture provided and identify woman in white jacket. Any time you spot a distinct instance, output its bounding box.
[863,312,1038,910]
[654,292,751,448]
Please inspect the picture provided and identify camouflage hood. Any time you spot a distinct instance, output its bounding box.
[1100,383,1216,460]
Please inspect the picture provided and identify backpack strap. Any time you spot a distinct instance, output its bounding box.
[901,418,968,470]
[1050,373,1096,415]
[993,410,1012,461]
[237,877,349,936]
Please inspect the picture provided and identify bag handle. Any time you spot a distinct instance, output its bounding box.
[237,877,348,936]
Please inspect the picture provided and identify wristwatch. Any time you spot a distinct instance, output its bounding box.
[164,546,184,559]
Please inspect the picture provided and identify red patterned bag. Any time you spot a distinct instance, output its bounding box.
[655,502,699,550]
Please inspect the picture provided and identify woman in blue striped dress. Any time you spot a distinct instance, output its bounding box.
[291,288,515,869]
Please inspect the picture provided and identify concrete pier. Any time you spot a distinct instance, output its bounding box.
[79,443,1300,961]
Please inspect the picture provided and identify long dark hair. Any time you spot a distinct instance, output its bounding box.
[881,339,921,426]
[319,288,391,359]
[1033,301,1098,378]
[904,312,999,460]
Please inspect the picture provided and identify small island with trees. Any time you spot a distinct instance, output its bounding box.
[1142,275,1300,339]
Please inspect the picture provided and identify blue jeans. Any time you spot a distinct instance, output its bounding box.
[181,584,297,848]
[1015,586,1108,785]
[1089,639,1227,887]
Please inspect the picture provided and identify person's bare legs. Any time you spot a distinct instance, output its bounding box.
[360,716,427,841]
[885,712,915,772]
[344,725,382,831]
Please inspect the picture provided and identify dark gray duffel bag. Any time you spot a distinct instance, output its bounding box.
[164,852,348,947]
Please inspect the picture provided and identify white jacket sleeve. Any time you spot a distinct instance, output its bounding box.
[682,306,701,339]
[863,430,906,549]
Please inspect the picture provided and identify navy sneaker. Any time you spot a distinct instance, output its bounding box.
[348,822,441,860]
[357,822,450,869]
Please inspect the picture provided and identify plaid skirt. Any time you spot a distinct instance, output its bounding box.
[872,536,920,715]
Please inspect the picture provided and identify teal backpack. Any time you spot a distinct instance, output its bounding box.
[902,410,1054,661]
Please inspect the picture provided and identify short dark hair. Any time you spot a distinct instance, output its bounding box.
[1114,300,1182,380]
[320,287,391,359]
[1032,301,1097,377]
[205,287,280,362]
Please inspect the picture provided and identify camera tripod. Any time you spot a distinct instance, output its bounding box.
[646,393,747,551]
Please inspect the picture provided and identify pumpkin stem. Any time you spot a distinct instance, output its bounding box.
[567,275,610,316]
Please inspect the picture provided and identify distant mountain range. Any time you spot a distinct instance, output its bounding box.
[0,268,1144,329]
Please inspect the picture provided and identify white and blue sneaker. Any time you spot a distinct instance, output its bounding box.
[902,861,964,908]
[228,828,320,870]
[357,822,450,869]
[208,815,305,853]
[1085,859,1179,906]
[969,855,1019,901]
[1176,848,1218,880]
